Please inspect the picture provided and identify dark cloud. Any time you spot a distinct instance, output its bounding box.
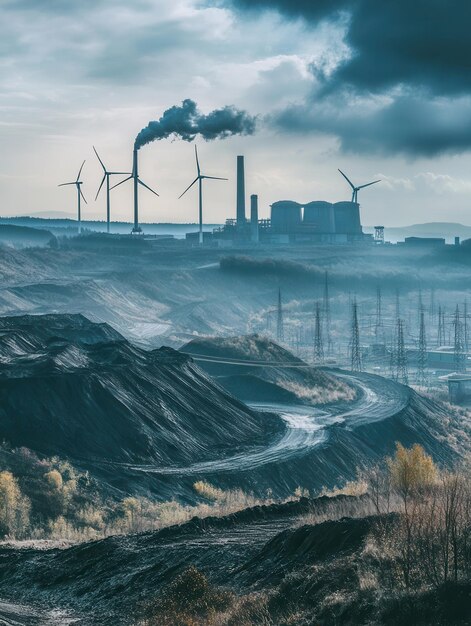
[337,1,471,96]
[272,93,471,157]
[227,0,471,155]
[135,99,257,149]
[228,0,348,21]
[229,0,471,96]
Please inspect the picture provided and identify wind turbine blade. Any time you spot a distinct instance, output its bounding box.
[338,169,355,189]
[138,178,159,197]
[58,182,76,187]
[203,176,228,181]
[80,188,88,204]
[178,177,199,199]
[110,175,133,191]
[195,145,201,176]
[357,179,381,190]
[109,172,132,176]
[93,146,106,173]
[76,160,86,182]
[95,174,106,201]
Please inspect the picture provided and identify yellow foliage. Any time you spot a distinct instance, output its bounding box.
[0,471,30,538]
[44,470,63,491]
[388,443,437,496]
[193,481,227,502]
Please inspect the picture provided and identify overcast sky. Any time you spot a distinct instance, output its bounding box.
[1,0,470,226]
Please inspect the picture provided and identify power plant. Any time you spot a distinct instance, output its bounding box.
[211,156,374,245]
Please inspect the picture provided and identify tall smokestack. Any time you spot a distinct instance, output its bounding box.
[250,194,259,243]
[132,149,141,234]
[236,155,246,226]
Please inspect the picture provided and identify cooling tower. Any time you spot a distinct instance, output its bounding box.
[236,156,246,226]
[270,201,302,233]
[333,201,362,234]
[303,201,335,233]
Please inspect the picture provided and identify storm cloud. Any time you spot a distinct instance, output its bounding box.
[228,0,471,156]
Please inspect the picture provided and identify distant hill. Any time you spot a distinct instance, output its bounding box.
[0,217,221,238]
[0,224,56,248]
[365,222,471,243]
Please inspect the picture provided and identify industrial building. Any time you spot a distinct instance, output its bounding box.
[211,155,371,246]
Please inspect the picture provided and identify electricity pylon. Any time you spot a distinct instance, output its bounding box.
[350,299,362,372]
[454,305,466,372]
[314,302,324,364]
[416,310,428,386]
[395,318,408,384]
[277,288,284,343]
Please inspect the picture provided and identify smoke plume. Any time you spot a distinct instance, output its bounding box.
[135,99,256,150]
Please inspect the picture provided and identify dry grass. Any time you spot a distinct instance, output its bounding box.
[278,379,356,405]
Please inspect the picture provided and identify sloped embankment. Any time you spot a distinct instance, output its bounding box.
[0,314,280,466]
[183,334,355,405]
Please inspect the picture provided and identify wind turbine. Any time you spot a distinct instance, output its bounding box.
[58,161,87,234]
[179,146,227,245]
[110,149,158,234]
[338,169,381,203]
[93,147,131,234]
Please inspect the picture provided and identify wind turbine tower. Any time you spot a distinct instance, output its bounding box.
[58,161,87,235]
[94,147,131,234]
[179,146,227,245]
[338,169,381,203]
[111,149,159,234]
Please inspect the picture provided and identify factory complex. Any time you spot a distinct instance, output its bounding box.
[189,155,373,246]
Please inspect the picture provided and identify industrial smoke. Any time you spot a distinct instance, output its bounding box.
[134,99,256,150]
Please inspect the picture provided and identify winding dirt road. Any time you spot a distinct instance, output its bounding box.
[125,370,410,476]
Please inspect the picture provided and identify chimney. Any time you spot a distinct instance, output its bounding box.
[250,194,259,243]
[132,148,141,234]
[236,155,246,226]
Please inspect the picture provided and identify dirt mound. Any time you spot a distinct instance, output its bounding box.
[0,315,279,466]
[183,334,355,405]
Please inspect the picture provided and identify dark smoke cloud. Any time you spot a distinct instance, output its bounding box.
[135,99,256,149]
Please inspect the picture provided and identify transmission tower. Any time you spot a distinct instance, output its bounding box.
[395,318,408,384]
[323,271,333,354]
[375,286,383,341]
[453,305,466,372]
[464,300,469,352]
[416,310,428,386]
[276,288,284,343]
[429,288,436,319]
[313,302,325,364]
[350,299,362,372]
[395,288,400,321]
[437,305,446,347]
